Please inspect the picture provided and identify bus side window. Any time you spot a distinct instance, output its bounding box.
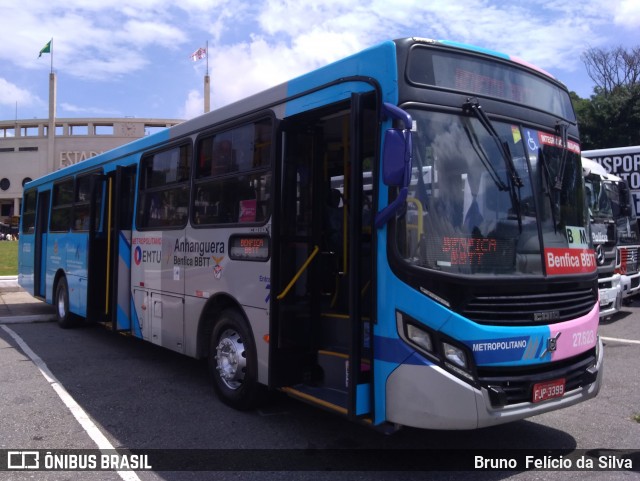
[211,137,236,175]
[197,137,213,178]
[137,144,191,230]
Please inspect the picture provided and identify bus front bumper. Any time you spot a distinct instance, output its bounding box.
[384,337,603,430]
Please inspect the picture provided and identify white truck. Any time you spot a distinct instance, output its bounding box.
[582,147,640,302]
[582,158,622,318]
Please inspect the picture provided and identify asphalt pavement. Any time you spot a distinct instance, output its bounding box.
[0,276,56,323]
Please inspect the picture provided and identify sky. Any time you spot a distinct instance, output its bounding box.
[0,0,639,123]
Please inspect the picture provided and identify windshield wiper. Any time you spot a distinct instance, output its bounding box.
[538,148,559,232]
[554,121,570,190]
[461,117,509,193]
[463,98,523,231]
[538,122,570,233]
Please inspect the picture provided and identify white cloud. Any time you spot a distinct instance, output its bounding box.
[59,102,121,116]
[613,0,640,28]
[0,78,39,109]
[1,0,636,119]
[180,89,206,119]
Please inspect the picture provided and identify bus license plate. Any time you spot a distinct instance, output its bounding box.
[532,378,565,403]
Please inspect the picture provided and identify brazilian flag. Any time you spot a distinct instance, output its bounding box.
[39,39,51,58]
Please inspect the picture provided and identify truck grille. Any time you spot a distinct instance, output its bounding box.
[619,246,640,275]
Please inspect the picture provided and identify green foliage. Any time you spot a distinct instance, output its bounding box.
[575,85,640,150]
[0,241,18,276]
[574,44,640,150]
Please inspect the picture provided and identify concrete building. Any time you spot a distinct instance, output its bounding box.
[0,116,182,225]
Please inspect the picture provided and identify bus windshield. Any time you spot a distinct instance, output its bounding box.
[396,108,587,276]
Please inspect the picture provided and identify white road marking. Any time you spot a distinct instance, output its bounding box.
[1,325,142,481]
[601,336,640,345]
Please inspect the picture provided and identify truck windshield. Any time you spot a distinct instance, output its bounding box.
[608,180,640,245]
[394,108,588,276]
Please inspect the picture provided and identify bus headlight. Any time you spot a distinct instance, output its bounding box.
[442,341,474,381]
[443,342,467,369]
[406,323,434,353]
[397,310,476,383]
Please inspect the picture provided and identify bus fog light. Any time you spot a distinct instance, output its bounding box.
[443,342,467,369]
[406,324,434,353]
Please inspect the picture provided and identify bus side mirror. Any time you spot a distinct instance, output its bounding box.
[382,128,412,187]
[375,104,413,229]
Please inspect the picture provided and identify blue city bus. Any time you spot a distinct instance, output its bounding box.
[19,37,602,430]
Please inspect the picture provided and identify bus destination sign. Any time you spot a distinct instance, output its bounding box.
[229,234,270,261]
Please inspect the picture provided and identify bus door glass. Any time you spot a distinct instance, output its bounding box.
[273,92,377,420]
[35,190,50,298]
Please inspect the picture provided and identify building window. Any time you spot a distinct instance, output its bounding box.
[22,178,32,186]
[95,124,114,135]
[70,125,89,135]
[0,127,15,138]
[0,178,10,191]
[21,126,39,137]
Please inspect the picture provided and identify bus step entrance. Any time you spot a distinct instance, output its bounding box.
[316,349,349,392]
[283,349,371,416]
[282,384,348,415]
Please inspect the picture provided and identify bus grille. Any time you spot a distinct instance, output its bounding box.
[461,285,596,325]
[477,349,597,407]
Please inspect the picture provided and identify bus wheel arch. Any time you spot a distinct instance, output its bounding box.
[206,304,266,410]
[196,293,240,358]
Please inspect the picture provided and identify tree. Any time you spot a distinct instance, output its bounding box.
[581,46,640,94]
[575,46,640,149]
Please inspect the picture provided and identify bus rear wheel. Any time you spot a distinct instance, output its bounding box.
[55,277,76,328]
[208,309,266,410]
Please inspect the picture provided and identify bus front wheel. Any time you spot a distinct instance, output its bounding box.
[208,309,266,410]
[55,277,75,328]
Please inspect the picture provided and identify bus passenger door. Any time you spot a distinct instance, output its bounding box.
[87,166,137,330]
[109,165,137,331]
[34,191,50,299]
[87,173,107,322]
[271,93,376,422]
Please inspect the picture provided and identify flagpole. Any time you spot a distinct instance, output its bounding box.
[204,41,211,113]
[50,38,53,74]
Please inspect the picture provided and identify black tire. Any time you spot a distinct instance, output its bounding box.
[208,309,266,410]
[55,277,76,328]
